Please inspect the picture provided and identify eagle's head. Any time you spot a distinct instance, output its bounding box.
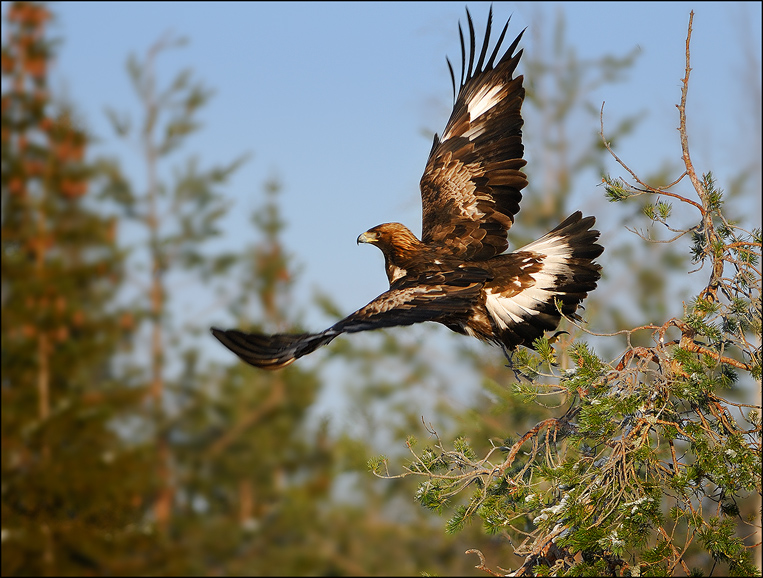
[357,223,421,253]
[357,223,425,285]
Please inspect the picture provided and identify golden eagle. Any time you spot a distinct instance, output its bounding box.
[212,9,603,369]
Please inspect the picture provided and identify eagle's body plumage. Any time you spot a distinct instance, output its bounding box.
[212,9,604,370]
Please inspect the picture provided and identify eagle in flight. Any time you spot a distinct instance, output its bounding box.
[212,8,603,370]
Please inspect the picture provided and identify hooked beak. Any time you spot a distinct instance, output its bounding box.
[357,231,378,245]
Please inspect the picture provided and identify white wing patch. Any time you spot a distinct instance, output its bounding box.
[468,84,504,120]
[462,124,486,141]
[485,234,577,330]
[440,82,506,142]
[486,290,528,328]
[519,234,577,286]
[521,234,565,255]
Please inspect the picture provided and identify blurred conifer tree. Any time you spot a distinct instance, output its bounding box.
[100,32,247,539]
[1,2,155,574]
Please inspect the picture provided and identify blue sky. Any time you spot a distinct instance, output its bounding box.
[25,2,763,365]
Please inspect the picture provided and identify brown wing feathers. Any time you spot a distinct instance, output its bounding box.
[421,8,527,260]
[210,328,336,370]
[211,268,489,369]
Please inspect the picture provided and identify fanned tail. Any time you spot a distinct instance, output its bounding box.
[210,328,337,370]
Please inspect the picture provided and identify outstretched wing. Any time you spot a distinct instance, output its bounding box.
[211,269,489,370]
[420,7,527,261]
